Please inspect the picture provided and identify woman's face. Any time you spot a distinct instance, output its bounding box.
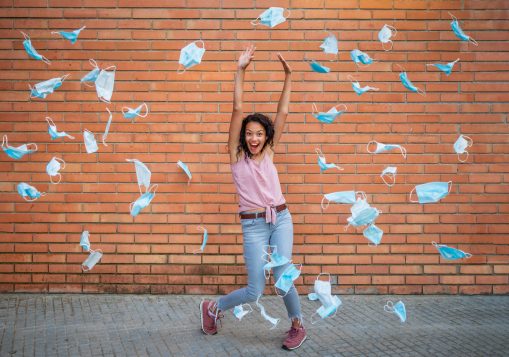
[245,121,266,157]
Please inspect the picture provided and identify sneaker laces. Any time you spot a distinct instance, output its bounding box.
[286,326,300,339]
[207,301,224,329]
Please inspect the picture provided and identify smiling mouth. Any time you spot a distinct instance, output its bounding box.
[249,143,260,151]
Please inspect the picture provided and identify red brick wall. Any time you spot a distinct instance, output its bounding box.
[1,0,508,295]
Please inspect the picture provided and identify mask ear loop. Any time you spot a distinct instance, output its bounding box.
[250,16,261,26]
[55,157,66,170]
[366,140,378,154]
[384,301,395,313]
[262,244,276,280]
[137,103,149,118]
[320,195,331,210]
[409,186,419,203]
[382,40,393,51]
[381,172,395,187]
[50,172,62,185]
[399,145,407,158]
[458,150,469,163]
[334,103,348,113]
[283,8,291,19]
[195,39,205,50]
[316,272,331,283]
[193,225,207,254]
[2,135,7,149]
[468,36,479,46]
[447,181,453,195]
[102,107,112,147]
[28,84,40,100]
[60,74,70,83]
[311,103,319,116]
[463,252,473,259]
[26,142,38,152]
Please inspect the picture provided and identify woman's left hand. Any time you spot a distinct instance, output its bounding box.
[277,53,292,74]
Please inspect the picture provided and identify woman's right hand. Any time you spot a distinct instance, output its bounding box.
[238,44,255,70]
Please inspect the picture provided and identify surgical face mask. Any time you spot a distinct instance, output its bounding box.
[21,31,51,64]
[380,166,397,187]
[312,103,347,124]
[178,40,205,73]
[398,68,425,96]
[367,140,407,158]
[346,199,381,228]
[453,135,472,162]
[83,129,98,154]
[256,295,280,329]
[177,160,192,184]
[233,303,253,321]
[82,249,103,272]
[320,32,338,55]
[102,108,112,146]
[274,263,302,297]
[348,75,379,96]
[363,224,383,246]
[126,158,151,194]
[130,184,158,217]
[193,226,208,254]
[350,49,374,66]
[409,181,452,204]
[262,245,290,280]
[426,58,459,76]
[321,191,366,209]
[17,182,45,202]
[449,12,478,46]
[81,59,100,87]
[432,241,472,260]
[122,103,149,120]
[252,7,289,28]
[2,135,37,160]
[46,157,66,184]
[29,74,69,99]
[310,273,342,324]
[51,26,86,44]
[95,65,116,103]
[378,24,397,51]
[384,300,406,323]
[315,148,343,173]
[308,60,330,73]
[46,117,75,140]
[80,230,91,252]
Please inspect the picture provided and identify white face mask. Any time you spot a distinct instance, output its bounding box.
[378,24,397,51]
[380,166,397,187]
[233,303,253,321]
[95,65,116,103]
[255,295,280,329]
[126,159,151,194]
[46,157,66,184]
[310,273,342,324]
[83,129,98,154]
[453,135,473,162]
[82,249,103,272]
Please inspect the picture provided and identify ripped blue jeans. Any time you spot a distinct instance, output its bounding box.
[217,208,302,320]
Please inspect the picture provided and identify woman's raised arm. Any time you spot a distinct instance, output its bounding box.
[273,53,292,148]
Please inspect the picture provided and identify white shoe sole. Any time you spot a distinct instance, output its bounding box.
[199,300,216,335]
[283,335,307,351]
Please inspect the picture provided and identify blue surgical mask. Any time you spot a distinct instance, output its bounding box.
[256,295,280,329]
[262,245,291,279]
[308,60,330,73]
[252,7,289,28]
[80,230,91,252]
[315,148,343,173]
[399,69,425,96]
[363,224,383,246]
[449,12,478,46]
[178,40,205,73]
[17,182,45,202]
[46,157,65,184]
[122,103,149,120]
[453,134,472,162]
[21,31,51,64]
[309,273,342,324]
[320,32,338,55]
[81,59,100,87]
[82,249,103,272]
[378,24,397,51]
[126,158,151,194]
[427,58,459,76]
[130,184,157,217]
[29,74,69,99]
[46,117,75,140]
[410,181,452,204]
[95,66,116,103]
[177,160,192,184]
[367,141,407,158]
[233,303,253,321]
[432,241,472,260]
[193,226,208,254]
[350,49,374,66]
[311,103,347,124]
[102,108,113,147]
[51,26,86,44]
[274,263,302,297]
[83,129,98,154]
[346,199,381,228]
[384,300,406,323]
[348,75,379,95]
[380,166,397,187]
[2,135,37,160]
[321,191,366,209]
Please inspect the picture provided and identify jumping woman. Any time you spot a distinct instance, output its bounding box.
[199,45,307,350]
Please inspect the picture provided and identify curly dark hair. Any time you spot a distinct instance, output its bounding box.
[236,113,275,159]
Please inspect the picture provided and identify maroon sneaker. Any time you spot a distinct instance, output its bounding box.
[200,299,222,335]
[282,325,307,350]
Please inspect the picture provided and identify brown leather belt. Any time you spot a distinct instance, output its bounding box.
[239,204,287,219]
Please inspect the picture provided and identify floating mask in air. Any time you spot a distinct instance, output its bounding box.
[2,135,37,160]
[432,241,472,260]
[21,31,51,64]
[51,26,86,44]
[311,103,347,124]
[251,7,290,28]
[126,158,151,194]
[378,24,397,51]
[385,300,407,323]
[453,134,473,163]
[122,103,149,121]
[178,40,205,73]
[367,140,407,159]
[29,74,69,99]
[321,191,367,210]
[320,32,338,55]
[193,226,208,254]
[315,148,343,173]
[409,181,452,204]
[426,58,460,76]
[46,117,75,140]
[449,12,478,46]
